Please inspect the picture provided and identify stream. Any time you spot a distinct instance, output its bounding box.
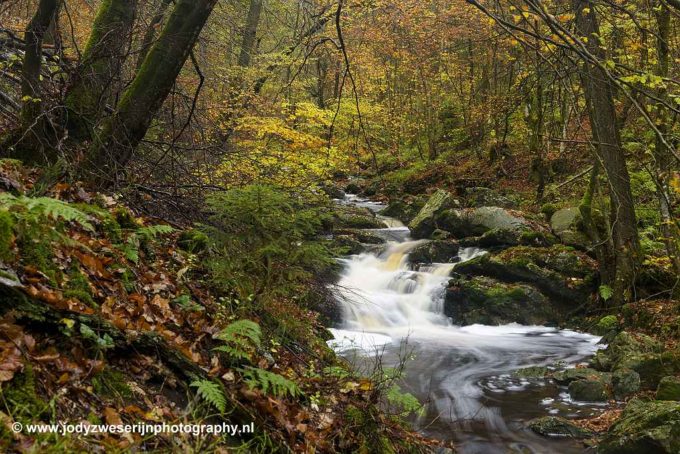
[328,195,605,454]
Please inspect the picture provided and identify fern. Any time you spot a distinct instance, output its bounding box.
[190,379,226,413]
[213,320,261,362]
[0,194,94,231]
[137,224,175,239]
[241,367,302,398]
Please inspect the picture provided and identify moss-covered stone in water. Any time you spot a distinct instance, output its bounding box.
[409,189,455,239]
[528,416,594,438]
[656,376,680,401]
[568,379,609,401]
[512,366,548,379]
[0,210,15,262]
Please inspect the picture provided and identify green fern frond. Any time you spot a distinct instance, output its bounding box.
[137,224,175,238]
[190,379,227,413]
[241,367,302,398]
[215,320,261,347]
[0,194,94,231]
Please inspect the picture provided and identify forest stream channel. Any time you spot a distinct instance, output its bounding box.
[328,194,609,454]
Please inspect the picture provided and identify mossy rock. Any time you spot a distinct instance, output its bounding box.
[408,189,456,239]
[616,350,680,390]
[334,206,385,229]
[553,367,608,385]
[606,331,663,371]
[594,315,619,336]
[550,207,589,249]
[463,187,517,209]
[612,368,641,399]
[453,245,597,305]
[444,276,557,325]
[656,376,680,401]
[598,399,680,454]
[528,416,594,439]
[408,240,459,264]
[568,379,609,402]
[513,366,549,379]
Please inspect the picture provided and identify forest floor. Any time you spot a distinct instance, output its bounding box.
[0,160,439,453]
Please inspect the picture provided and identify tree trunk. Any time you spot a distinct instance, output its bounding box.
[80,0,219,187]
[20,0,60,134]
[573,0,641,305]
[653,4,680,276]
[65,0,137,139]
[136,0,173,70]
[238,0,263,67]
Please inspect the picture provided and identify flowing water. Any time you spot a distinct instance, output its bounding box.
[329,195,605,453]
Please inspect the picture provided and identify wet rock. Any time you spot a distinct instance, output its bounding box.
[513,366,549,379]
[332,236,365,255]
[656,376,680,401]
[453,245,598,304]
[598,399,680,454]
[408,240,459,264]
[344,179,366,194]
[333,205,386,229]
[335,229,386,245]
[463,187,518,209]
[321,185,346,200]
[528,416,594,439]
[431,229,451,240]
[380,196,427,224]
[550,207,590,249]
[612,368,641,399]
[444,276,557,326]
[553,367,606,385]
[568,379,609,401]
[409,190,457,238]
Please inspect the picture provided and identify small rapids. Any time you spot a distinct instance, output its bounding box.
[328,195,605,454]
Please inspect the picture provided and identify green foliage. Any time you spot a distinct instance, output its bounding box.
[213,319,262,362]
[203,184,334,299]
[0,210,15,262]
[178,229,209,253]
[599,285,614,302]
[121,224,174,264]
[91,368,132,399]
[385,384,422,417]
[190,380,227,413]
[241,367,302,398]
[0,194,94,231]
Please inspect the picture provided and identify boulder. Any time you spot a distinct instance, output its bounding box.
[550,207,590,249]
[605,331,663,371]
[598,399,680,454]
[453,245,598,304]
[408,190,457,239]
[459,229,557,249]
[408,240,459,264]
[435,207,530,240]
[568,379,609,401]
[553,367,608,385]
[612,368,641,399]
[656,376,680,401]
[593,315,619,336]
[444,276,558,326]
[334,229,386,245]
[616,350,680,390]
[333,205,386,229]
[379,196,427,224]
[467,207,529,232]
[463,187,518,209]
[528,416,594,439]
[513,366,549,379]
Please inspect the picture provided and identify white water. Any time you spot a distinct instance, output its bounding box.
[328,198,603,453]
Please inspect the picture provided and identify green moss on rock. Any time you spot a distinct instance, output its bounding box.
[656,376,680,401]
[0,210,15,262]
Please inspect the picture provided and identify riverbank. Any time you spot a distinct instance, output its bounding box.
[327,179,679,453]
